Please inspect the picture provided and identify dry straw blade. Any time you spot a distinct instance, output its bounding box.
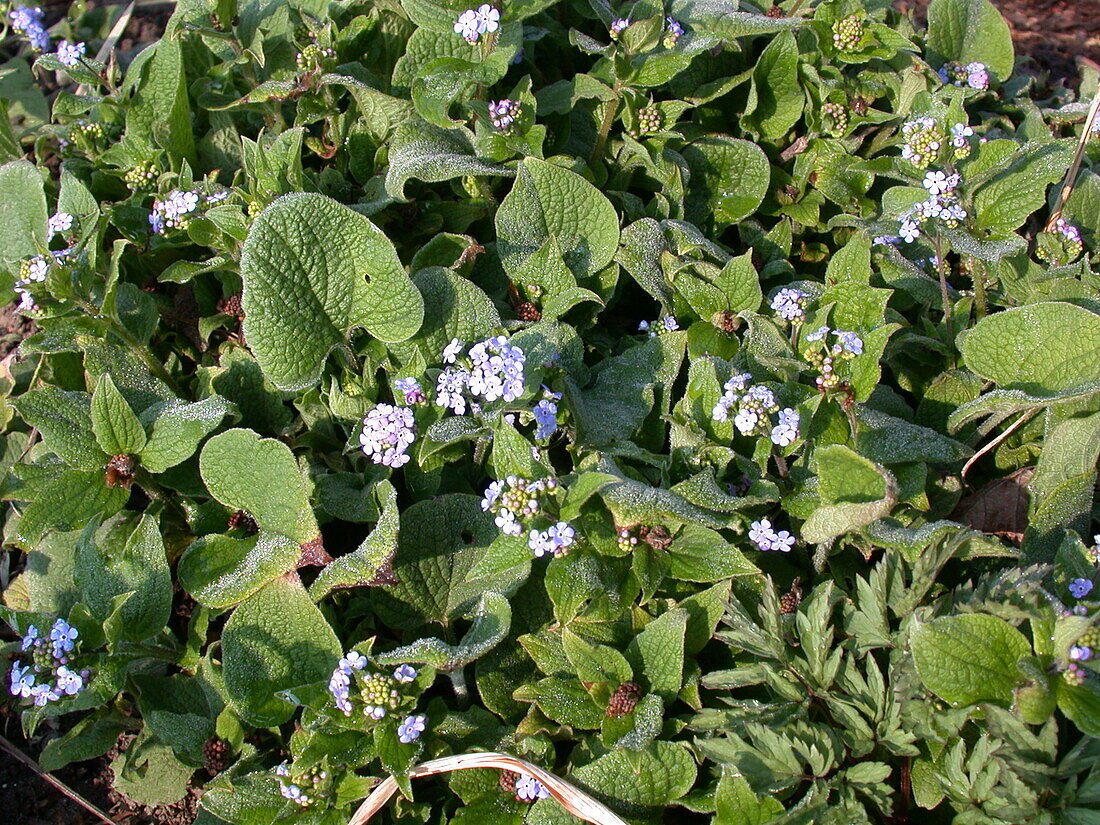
[347,751,629,825]
[1045,57,1100,231]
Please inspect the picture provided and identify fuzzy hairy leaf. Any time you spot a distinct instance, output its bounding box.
[240,193,423,391]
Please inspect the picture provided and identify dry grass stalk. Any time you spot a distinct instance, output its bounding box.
[0,732,118,825]
[1045,57,1100,231]
[347,751,629,825]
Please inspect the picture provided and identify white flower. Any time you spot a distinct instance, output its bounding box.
[733,408,758,435]
[55,40,86,68]
[47,212,74,236]
[453,9,480,41]
[475,4,499,33]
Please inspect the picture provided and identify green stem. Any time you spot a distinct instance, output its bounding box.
[448,667,470,706]
[74,298,182,396]
[972,258,987,319]
[591,84,622,163]
[933,232,951,325]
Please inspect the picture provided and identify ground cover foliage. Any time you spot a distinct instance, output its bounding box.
[2,0,1100,822]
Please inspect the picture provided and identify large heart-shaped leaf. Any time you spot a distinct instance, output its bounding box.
[240,193,423,391]
[221,576,341,726]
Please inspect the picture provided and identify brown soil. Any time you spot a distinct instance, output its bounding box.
[0,303,37,360]
[898,0,1100,81]
[1,707,202,825]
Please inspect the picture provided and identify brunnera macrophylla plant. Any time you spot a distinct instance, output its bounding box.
[2,0,1100,822]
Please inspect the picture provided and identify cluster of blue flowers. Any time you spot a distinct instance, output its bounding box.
[527,521,576,558]
[663,17,684,47]
[609,17,630,38]
[15,254,49,312]
[328,652,421,723]
[938,60,990,90]
[148,189,229,234]
[8,5,49,51]
[488,99,521,133]
[56,39,86,67]
[9,619,87,706]
[748,518,796,553]
[531,386,561,441]
[770,287,809,322]
[481,476,577,556]
[712,374,801,448]
[435,335,526,414]
[638,316,679,336]
[898,168,967,243]
[516,773,550,801]
[1039,218,1086,265]
[802,326,863,391]
[453,3,499,43]
[360,403,417,468]
[394,376,426,405]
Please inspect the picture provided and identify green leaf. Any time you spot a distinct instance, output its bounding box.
[666,524,759,583]
[1028,411,1100,537]
[713,767,784,825]
[910,614,1030,706]
[221,576,341,726]
[567,335,684,447]
[374,494,530,626]
[683,4,803,41]
[199,428,318,545]
[412,54,510,128]
[514,675,604,729]
[397,268,501,364]
[802,445,897,543]
[1056,678,1100,737]
[817,444,888,504]
[134,673,220,763]
[111,732,195,807]
[926,0,1014,81]
[683,136,770,229]
[310,481,400,599]
[374,591,511,670]
[0,159,46,261]
[496,158,620,280]
[826,234,872,284]
[90,374,147,456]
[972,141,1073,233]
[13,388,105,470]
[178,531,302,609]
[385,120,512,200]
[123,39,195,162]
[38,710,134,772]
[627,609,687,701]
[563,741,696,814]
[713,251,764,313]
[960,302,1100,395]
[138,396,232,473]
[240,193,423,391]
[562,628,633,684]
[4,464,128,547]
[76,513,172,642]
[744,31,803,140]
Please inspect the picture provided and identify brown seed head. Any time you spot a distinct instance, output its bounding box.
[607,681,643,717]
[106,455,135,489]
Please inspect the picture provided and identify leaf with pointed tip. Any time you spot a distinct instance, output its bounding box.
[13,388,105,470]
[310,481,400,599]
[374,592,511,670]
[91,374,147,456]
[496,157,620,280]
